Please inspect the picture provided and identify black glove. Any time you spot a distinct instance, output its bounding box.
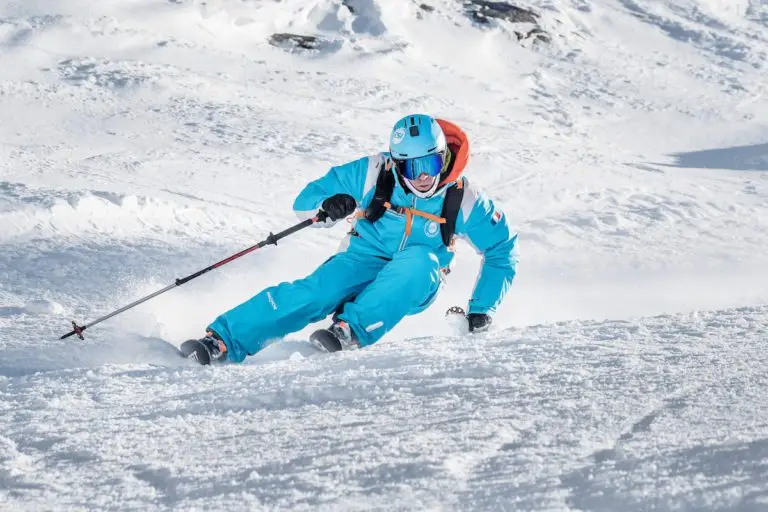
[321,193,357,221]
[468,313,492,333]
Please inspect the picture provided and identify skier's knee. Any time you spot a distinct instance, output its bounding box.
[401,246,440,270]
[402,247,441,283]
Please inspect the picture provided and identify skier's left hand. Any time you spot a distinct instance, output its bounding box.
[467,313,492,333]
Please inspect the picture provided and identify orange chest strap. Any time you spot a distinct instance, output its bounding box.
[384,202,446,236]
[353,202,446,236]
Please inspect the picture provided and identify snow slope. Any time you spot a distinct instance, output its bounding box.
[3,307,767,510]
[1,0,767,509]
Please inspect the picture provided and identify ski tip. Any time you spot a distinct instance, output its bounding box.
[178,339,212,365]
[309,329,343,353]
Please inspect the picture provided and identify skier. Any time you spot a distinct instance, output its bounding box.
[182,114,518,364]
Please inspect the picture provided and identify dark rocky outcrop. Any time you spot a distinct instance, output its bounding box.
[462,0,550,42]
[464,0,538,24]
[269,33,325,51]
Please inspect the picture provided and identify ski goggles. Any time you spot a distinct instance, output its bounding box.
[392,153,445,180]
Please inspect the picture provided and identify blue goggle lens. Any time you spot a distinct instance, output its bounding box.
[393,153,445,180]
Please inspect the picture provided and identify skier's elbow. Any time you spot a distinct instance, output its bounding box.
[293,191,323,221]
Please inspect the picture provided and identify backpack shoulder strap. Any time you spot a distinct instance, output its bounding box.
[440,177,466,246]
[365,159,395,223]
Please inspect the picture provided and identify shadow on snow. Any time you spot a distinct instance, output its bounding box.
[562,438,768,511]
[658,142,768,171]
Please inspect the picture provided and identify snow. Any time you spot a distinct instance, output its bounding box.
[1,0,767,509]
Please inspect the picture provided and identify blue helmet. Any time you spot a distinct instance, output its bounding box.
[389,114,448,197]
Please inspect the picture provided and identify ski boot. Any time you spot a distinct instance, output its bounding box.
[179,331,228,365]
[310,321,359,353]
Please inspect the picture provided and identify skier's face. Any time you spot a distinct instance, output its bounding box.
[409,172,437,192]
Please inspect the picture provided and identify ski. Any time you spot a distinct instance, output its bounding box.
[178,339,215,365]
[309,329,343,353]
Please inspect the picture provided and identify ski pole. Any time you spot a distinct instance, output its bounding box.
[60,211,328,340]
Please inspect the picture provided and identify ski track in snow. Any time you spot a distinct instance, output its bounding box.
[1,0,768,510]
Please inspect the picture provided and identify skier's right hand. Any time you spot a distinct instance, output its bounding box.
[321,193,357,221]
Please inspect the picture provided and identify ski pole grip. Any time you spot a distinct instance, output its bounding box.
[315,210,329,223]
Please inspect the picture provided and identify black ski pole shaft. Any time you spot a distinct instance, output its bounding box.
[60,211,328,340]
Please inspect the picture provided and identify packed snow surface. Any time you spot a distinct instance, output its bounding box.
[1,0,767,510]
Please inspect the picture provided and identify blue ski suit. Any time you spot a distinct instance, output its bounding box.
[208,129,518,362]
